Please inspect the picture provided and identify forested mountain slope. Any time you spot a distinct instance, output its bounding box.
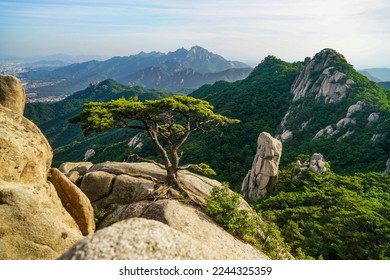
[25,49,390,186]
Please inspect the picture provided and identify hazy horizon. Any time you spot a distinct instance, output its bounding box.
[1,0,389,69]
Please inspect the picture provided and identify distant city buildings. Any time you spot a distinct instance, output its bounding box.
[0,61,67,103]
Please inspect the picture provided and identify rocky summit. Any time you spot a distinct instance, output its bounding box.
[58,161,269,260]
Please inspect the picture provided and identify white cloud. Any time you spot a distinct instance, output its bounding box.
[1,0,389,67]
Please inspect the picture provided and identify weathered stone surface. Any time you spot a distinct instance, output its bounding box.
[108,174,155,205]
[280,130,293,141]
[49,168,95,235]
[242,132,282,200]
[99,200,269,260]
[83,149,95,161]
[291,49,353,104]
[296,153,327,174]
[0,77,84,259]
[61,161,273,259]
[59,218,222,260]
[313,125,335,139]
[0,107,52,184]
[309,153,327,174]
[65,170,82,186]
[88,162,167,181]
[0,181,83,259]
[58,162,93,175]
[0,74,25,115]
[368,112,380,123]
[80,171,116,202]
[346,101,365,118]
[86,162,229,208]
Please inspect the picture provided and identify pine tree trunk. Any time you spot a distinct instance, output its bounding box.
[166,166,180,187]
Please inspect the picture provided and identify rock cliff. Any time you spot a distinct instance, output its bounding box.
[291,49,354,103]
[242,132,282,200]
[0,75,94,259]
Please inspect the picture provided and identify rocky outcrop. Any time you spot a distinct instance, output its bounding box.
[0,106,52,185]
[309,153,327,174]
[0,75,90,259]
[0,74,26,115]
[62,200,269,260]
[59,162,93,175]
[367,113,379,123]
[98,200,268,259]
[83,149,95,161]
[0,107,83,259]
[59,161,270,260]
[313,100,364,140]
[242,132,282,200]
[81,162,237,210]
[48,168,95,235]
[0,181,83,259]
[346,101,365,117]
[59,218,222,260]
[295,153,327,174]
[59,162,93,186]
[291,49,354,104]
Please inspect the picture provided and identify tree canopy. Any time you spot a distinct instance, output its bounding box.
[70,95,239,188]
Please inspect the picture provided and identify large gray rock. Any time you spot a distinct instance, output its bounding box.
[295,153,327,175]
[48,168,95,235]
[0,77,83,259]
[80,171,116,202]
[85,162,234,208]
[59,218,221,260]
[58,162,93,175]
[60,161,280,260]
[0,74,26,115]
[309,153,327,174]
[0,181,83,259]
[0,107,52,185]
[242,132,282,200]
[108,174,155,205]
[98,200,269,260]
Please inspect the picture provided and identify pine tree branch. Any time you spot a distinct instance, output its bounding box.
[128,153,165,169]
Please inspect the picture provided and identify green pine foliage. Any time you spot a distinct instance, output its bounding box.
[205,183,292,259]
[256,163,390,259]
[185,56,304,186]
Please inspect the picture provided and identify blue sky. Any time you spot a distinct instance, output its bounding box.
[1,0,389,68]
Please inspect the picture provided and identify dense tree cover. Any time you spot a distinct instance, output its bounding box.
[255,163,390,259]
[25,51,390,185]
[181,56,305,185]
[69,95,239,187]
[279,52,390,174]
[205,183,292,259]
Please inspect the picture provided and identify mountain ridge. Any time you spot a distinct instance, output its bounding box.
[359,67,390,82]
[20,46,251,97]
[24,48,390,184]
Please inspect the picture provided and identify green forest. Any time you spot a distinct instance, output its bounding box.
[24,49,390,259]
[256,161,390,259]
